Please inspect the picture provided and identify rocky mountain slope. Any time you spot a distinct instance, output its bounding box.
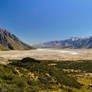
[0,28,33,50]
[34,37,92,49]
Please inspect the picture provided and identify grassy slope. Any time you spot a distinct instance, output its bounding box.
[0,58,92,92]
[0,58,82,92]
[56,60,92,92]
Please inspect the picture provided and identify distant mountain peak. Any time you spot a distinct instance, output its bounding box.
[34,36,92,49]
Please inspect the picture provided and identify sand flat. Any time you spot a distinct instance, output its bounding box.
[0,49,92,64]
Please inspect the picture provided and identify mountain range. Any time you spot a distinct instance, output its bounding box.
[0,28,33,50]
[1,27,92,50]
[34,37,92,49]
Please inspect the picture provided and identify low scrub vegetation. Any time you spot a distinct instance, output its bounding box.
[0,58,92,92]
[0,57,82,92]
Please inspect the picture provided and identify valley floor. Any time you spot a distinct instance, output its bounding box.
[0,49,92,92]
[0,49,92,64]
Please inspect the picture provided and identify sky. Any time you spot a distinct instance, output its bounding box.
[0,0,92,45]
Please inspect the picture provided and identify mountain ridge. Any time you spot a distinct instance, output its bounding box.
[34,37,92,49]
[0,28,33,50]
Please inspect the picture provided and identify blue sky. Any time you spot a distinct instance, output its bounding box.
[0,0,92,45]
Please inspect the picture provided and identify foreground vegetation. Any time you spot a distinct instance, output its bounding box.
[0,58,92,92]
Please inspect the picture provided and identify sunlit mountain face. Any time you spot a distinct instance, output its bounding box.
[34,37,92,49]
[0,28,33,50]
